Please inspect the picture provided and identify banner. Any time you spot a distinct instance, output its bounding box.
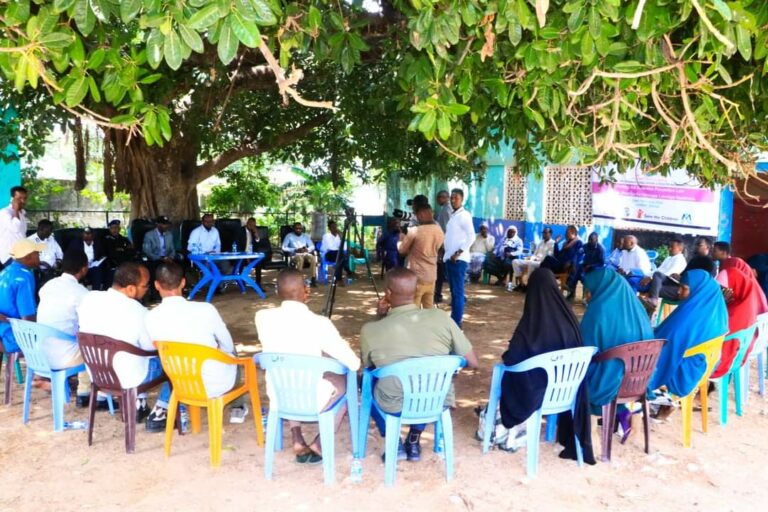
[592,166,721,235]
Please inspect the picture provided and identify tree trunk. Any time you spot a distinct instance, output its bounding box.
[104,129,201,221]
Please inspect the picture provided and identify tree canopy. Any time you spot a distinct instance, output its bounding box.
[1,0,768,214]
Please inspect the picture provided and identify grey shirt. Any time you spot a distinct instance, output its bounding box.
[436,203,452,232]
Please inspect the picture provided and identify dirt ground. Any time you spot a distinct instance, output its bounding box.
[1,267,767,512]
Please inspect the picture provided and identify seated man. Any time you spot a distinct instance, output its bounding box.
[104,219,138,289]
[67,227,107,291]
[38,250,112,409]
[485,227,524,287]
[511,227,555,290]
[255,269,360,463]
[540,225,584,298]
[616,235,652,291]
[467,225,495,282]
[77,262,171,431]
[605,237,624,271]
[281,222,318,287]
[0,239,43,354]
[639,238,688,312]
[320,220,353,284]
[27,219,63,292]
[360,268,478,461]
[145,262,242,420]
[687,237,716,276]
[238,217,273,286]
[188,213,221,254]
[143,215,178,300]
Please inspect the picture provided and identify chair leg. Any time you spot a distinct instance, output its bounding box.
[318,410,336,485]
[681,394,693,448]
[545,414,558,442]
[190,405,202,434]
[264,410,279,480]
[208,398,224,467]
[741,363,750,406]
[51,370,68,432]
[700,382,709,433]
[525,410,543,477]
[734,367,744,416]
[87,384,98,446]
[4,353,16,405]
[600,402,615,462]
[441,410,455,482]
[248,385,265,446]
[759,352,766,397]
[718,377,728,426]
[482,367,503,454]
[384,415,402,486]
[13,355,23,384]
[124,388,137,453]
[641,397,651,454]
[164,392,178,458]
[433,419,443,453]
[22,368,34,425]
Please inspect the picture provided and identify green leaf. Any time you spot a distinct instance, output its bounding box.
[158,110,172,140]
[249,0,277,26]
[188,4,222,29]
[442,103,470,115]
[217,18,238,64]
[580,29,594,63]
[53,0,77,12]
[588,6,600,39]
[178,24,204,53]
[613,60,644,72]
[87,75,101,102]
[717,63,732,84]
[39,32,75,49]
[26,55,39,89]
[736,25,752,61]
[230,11,261,48]
[417,109,437,133]
[146,29,164,69]
[65,74,89,106]
[14,55,28,92]
[73,0,96,36]
[508,18,522,45]
[526,107,546,129]
[139,73,163,84]
[120,0,142,23]
[567,4,583,33]
[163,29,182,70]
[86,48,105,70]
[712,0,732,21]
[69,37,86,66]
[437,112,450,139]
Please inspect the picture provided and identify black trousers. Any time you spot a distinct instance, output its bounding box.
[324,250,351,279]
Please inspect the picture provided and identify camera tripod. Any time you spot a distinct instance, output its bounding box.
[322,208,380,318]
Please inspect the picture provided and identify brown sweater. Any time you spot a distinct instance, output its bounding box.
[398,222,445,283]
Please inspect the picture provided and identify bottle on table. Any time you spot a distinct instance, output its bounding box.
[232,241,238,253]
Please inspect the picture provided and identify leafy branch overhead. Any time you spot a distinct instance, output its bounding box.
[1,0,768,192]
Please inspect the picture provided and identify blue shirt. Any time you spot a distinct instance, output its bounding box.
[281,232,315,254]
[583,242,606,270]
[554,239,583,266]
[0,261,37,352]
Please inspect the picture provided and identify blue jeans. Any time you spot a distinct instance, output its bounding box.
[445,259,468,327]
[142,357,171,409]
[371,405,425,437]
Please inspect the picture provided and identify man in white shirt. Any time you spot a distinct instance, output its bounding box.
[511,227,555,290]
[468,225,495,281]
[617,235,652,291]
[0,186,28,267]
[281,222,317,287]
[28,219,62,270]
[187,213,221,254]
[443,188,475,327]
[639,237,689,309]
[77,262,170,431]
[255,268,360,464]
[320,220,352,284]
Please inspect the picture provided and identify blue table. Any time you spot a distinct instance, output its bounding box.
[188,252,266,302]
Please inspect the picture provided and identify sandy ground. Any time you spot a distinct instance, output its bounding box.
[1,267,767,512]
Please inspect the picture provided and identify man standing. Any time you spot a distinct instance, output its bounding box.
[511,227,555,290]
[256,269,359,463]
[28,219,63,291]
[282,222,317,287]
[638,238,688,312]
[0,186,28,268]
[360,268,478,461]
[467,225,495,282]
[397,204,444,308]
[443,188,475,327]
[77,262,170,431]
[617,235,652,291]
[0,239,43,354]
[433,190,451,304]
[188,213,221,254]
[68,227,107,290]
[320,220,353,284]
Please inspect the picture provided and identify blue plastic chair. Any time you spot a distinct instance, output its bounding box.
[9,319,114,431]
[711,324,758,425]
[358,355,466,486]
[254,353,359,485]
[742,313,768,404]
[482,346,597,477]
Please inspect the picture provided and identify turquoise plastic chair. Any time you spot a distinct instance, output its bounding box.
[482,346,597,477]
[358,355,466,487]
[646,250,658,272]
[711,324,758,425]
[742,313,768,404]
[254,353,359,485]
[653,298,681,327]
[347,242,369,274]
[9,319,114,431]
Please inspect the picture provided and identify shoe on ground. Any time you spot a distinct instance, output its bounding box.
[76,395,118,411]
[229,404,249,424]
[404,434,422,462]
[381,439,408,463]
[136,402,151,424]
[145,407,168,432]
[434,296,443,304]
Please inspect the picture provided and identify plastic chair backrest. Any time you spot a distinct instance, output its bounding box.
[729,324,758,370]
[592,339,665,400]
[256,353,348,416]
[129,218,156,252]
[78,332,157,391]
[753,313,768,355]
[370,356,465,421]
[155,341,230,402]
[508,347,597,415]
[682,334,725,379]
[9,320,74,374]
[215,218,243,252]
[180,220,202,252]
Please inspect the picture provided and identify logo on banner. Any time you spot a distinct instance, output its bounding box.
[681,212,692,224]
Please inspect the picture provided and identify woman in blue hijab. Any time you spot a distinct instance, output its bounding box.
[582,268,654,410]
[650,269,729,396]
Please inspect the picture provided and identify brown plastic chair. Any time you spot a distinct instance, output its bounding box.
[592,339,666,462]
[78,332,180,453]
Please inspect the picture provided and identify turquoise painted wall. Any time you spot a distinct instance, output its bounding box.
[0,109,21,201]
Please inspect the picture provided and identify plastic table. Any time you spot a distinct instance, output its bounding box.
[188,252,266,302]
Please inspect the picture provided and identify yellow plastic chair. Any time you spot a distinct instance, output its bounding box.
[679,335,725,448]
[155,341,265,466]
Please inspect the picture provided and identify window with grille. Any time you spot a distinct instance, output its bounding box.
[504,167,527,220]
[543,166,593,226]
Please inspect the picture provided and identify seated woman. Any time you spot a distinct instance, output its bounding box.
[581,268,653,438]
[649,270,729,400]
[497,268,595,464]
[711,263,761,379]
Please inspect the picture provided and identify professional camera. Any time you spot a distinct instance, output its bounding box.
[392,208,413,222]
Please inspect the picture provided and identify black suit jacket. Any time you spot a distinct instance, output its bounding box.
[67,239,105,262]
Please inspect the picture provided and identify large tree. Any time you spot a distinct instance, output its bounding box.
[1,0,767,217]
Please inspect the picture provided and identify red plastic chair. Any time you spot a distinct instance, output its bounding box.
[592,339,666,462]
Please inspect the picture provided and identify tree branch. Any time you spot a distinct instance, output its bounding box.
[194,114,331,183]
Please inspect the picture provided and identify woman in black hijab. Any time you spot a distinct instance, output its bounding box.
[499,268,596,464]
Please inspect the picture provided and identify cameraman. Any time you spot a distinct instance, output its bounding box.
[397,204,444,308]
